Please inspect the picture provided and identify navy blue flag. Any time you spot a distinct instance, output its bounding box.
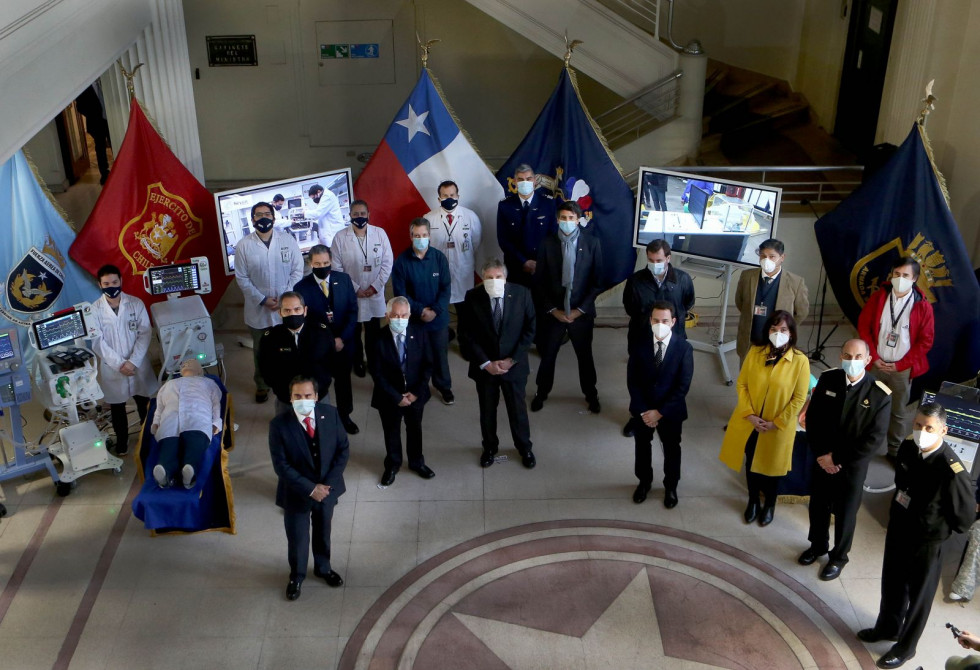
[496,68,636,288]
[815,124,980,389]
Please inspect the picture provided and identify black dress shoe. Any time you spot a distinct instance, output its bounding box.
[353,362,367,378]
[758,505,775,527]
[441,391,455,405]
[315,569,344,588]
[342,416,360,435]
[286,580,302,601]
[664,489,678,509]
[479,450,497,468]
[857,628,898,643]
[410,464,435,479]
[521,451,536,469]
[530,394,545,412]
[877,650,913,669]
[622,420,634,438]
[798,548,826,566]
[633,484,650,504]
[380,468,397,486]
[743,501,759,524]
[820,560,846,581]
[587,397,601,414]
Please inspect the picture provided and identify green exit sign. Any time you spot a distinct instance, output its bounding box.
[320,43,350,59]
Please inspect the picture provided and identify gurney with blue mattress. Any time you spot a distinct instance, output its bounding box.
[132,374,236,534]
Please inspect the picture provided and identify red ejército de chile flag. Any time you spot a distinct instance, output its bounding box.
[69,99,231,311]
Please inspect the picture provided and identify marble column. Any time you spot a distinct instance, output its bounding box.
[101,0,205,182]
[876,0,937,145]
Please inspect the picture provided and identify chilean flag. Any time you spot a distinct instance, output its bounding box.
[354,69,503,260]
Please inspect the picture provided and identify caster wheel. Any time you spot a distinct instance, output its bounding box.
[0,503,7,518]
[56,482,73,497]
[113,467,122,475]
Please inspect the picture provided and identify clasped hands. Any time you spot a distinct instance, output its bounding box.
[398,392,418,407]
[640,409,662,428]
[484,359,515,376]
[551,308,583,324]
[747,414,776,433]
[816,453,841,475]
[310,483,332,502]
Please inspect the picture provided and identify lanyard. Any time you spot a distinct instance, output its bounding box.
[888,292,912,332]
[355,232,369,262]
[444,214,459,241]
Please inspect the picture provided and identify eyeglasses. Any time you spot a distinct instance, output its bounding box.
[253,211,273,218]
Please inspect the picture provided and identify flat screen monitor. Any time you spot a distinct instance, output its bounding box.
[214,168,354,274]
[147,262,200,296]
[0,330,14,361]
[33,309,87,351]
[922,387,980,444]
[633,167,781,266]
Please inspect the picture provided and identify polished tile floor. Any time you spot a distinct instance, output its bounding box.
[1,322,978,669]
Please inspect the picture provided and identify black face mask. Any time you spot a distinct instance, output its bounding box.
[351,217,368,228]
[311,266,330,280]
[274,204,283,211]
[440,198,458,211]
[311,194,322,204]
[101,286,122,299]
[254,217,274,233]
[282,314,305,330]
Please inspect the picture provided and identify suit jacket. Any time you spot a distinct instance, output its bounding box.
[258,314,334,403]
[627,333,694,422]
[369,323,432,410]
[734,268,809,359]
[806,369,891,467]
[458,283,536,381]
[294,271,358,343]
[889,439,975,544]
[534,233,605,316]
[268,402,348,512]
[623,264,695,350]
[496,190,558,278]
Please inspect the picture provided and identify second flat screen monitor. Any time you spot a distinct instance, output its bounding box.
[633,167,781,266]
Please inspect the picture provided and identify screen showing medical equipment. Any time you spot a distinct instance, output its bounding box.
[633,167,781,266]
[33,309,87,351]
[148,262,201,296]
[214,168,353,274]
[922,386,980,444]
[0,331,13,361]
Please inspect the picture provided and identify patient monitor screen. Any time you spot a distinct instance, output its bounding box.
[33,311,86,350]
[148,263,200,296]
[0,331,13,360]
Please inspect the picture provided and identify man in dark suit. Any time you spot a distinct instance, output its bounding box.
[799,338,891,581]
[459,258,537,469]
[269,376,349,601]
[627,301,694,508]
[622,238,696,437]
[532,201,605,413]
[857,403,975,669]
[496,163,558,288]
[369,296,436,486]
[259,292,334,416]
[294,245,360,434]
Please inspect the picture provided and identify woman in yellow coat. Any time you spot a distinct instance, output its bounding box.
[719,310,810,527]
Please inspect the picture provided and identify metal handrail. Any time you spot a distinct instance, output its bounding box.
[603,0,661,38]
[595,70,683,121]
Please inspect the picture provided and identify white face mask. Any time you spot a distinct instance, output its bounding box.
[891,276,914,295]
[292,399,316,416]
[760,258,778,274]
[912,429,941,450]
[648,261,667,276]
[516,180,534,197]
[769,331,790,349]
[484,277,506,299]
[389,317,409,335]
[651,322,671,340]
[841,358,865,377]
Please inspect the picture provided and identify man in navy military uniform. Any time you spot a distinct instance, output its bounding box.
[857,403,975,669]
[496,163,557,288]
[294,245,360,434]
[799,339,890,581]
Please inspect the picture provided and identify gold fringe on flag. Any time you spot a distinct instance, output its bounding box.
[915,122,950,210]
[564,65,628,179]
[20,148,77,231]
[425,67,496,171]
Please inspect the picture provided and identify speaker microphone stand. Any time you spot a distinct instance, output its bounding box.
[802,198,839,369]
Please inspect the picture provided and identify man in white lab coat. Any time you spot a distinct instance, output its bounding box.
[330,199,393,374]
[234,201,304,403]
[426,180,482,309]
[90,264,160,456]
[307,183,346,247]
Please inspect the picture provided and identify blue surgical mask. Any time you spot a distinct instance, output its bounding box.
[648,261,667,276]
[412,237,430,252]
[389,318,409,334]
[516,181,534,197]
[292,399,315,416]
[841,359,865,377]
[558,220,578,235]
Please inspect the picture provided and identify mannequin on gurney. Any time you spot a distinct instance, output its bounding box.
[151,359,222,489]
